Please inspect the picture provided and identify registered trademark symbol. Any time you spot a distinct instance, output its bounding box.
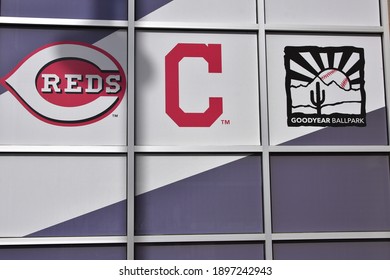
[220,119,231,125]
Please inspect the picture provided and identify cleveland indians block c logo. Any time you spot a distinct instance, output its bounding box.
[165,43,223,127]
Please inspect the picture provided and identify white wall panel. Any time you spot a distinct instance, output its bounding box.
[0,155,126,237]
[135,31,260,146]
[265,0,380,26]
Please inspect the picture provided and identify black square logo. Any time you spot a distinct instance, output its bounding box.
[284,46,366,127]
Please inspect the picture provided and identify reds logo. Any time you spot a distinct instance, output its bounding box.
[165,43,223,127]
[1,42,126,126]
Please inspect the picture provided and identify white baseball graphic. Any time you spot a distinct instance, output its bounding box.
[319,69,351,90]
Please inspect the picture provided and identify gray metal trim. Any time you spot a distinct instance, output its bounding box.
[273,231,390,241]
[380,0,390,145]
[269,146,390,153]
[258,0,274,261]
[134,23,383,34]
[0,146,127,153]
[0,236,127,246]
[127,0,136,260]
[0,16,127,27]
[134,234,266,243]
[135,21,259,31]
[134,146,263,153]
[265,24,384,34]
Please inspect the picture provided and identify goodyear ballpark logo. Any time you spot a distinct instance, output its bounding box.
[284,46,366,127]
[0,42,126,126]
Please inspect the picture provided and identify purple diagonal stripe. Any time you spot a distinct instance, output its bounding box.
[0,27,117,93]
[0,245,127,260]
[281,107,388,145]
[27,200,127,237]
[135,0,174,20]
[1,0,127,20]
[135,155,263,235]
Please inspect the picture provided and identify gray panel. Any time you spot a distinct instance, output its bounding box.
[0,244,126,260]
[28,200,127,237]
[265,0,380,26]
[135,242,264,260]
[274,241,390,260]
[0,0,127,20]
[271,154,390,232]
[135,155,263,235]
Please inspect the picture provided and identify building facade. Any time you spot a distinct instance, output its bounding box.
[0,0,390,260]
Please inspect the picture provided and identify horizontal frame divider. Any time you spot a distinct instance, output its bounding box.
[265,24,384,34]
[0,16,128,27]
[135,21,259,31]
[0,236,127,246]
[272,232,390,241]
[134,233,266,243]
[134,145,390,153]
[0,146,128,154]
[134,146,262,153]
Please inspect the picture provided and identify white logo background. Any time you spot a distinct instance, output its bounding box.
[267,34,386,145]
[135,31,260,146]
[0,31,127,146]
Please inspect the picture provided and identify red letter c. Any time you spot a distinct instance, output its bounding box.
[165,43,223,127]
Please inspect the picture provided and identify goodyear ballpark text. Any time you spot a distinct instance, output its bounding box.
[291,116,365,125]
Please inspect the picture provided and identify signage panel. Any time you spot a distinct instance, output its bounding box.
[267,34,387,145]
[0,28,127,145]
[135,31,260,146]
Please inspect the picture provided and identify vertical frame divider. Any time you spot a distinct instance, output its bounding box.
[127,0,136,260]
[380,0,390,144]
[258,0,274,260]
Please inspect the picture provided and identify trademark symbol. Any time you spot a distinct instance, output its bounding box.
[221,119,231,125]
[112,114,119,118]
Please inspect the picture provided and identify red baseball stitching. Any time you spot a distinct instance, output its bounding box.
[320,69,337,81]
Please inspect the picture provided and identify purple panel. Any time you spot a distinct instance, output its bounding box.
[135,155,263,235]
[271,155,390,233]
[28,200,127,237]
[281,107,388,145]
[135,242,264,260]
[135,0,174,20]
[274,241,390,260]
[0,244,126,260]
[0,27,117,92]
[0,0,127,20]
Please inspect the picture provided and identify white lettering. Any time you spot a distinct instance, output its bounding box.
[291,117,330,124]
[65,74,82,93]
[41,74,61,93]
[106,75,121,94]
[41,74,122,94]
[86,75,103,93]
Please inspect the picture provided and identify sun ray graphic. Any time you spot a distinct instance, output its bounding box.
[285,46,364,91]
